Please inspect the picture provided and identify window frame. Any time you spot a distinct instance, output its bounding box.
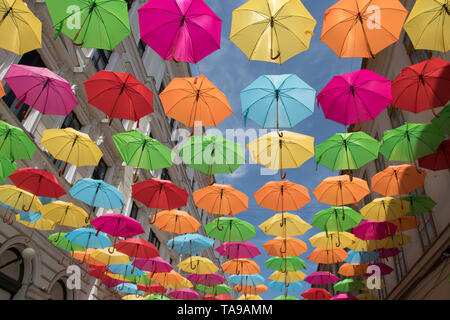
[0,248,24,299]
[91,49,112,71]
[91,158,108,181]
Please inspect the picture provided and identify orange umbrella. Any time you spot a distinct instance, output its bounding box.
[307,248,348,265]
[390,216,421,231]
[0,82,4,99]
[338,263,368,277]
[193,184,248,216]
[71,248,103,266]
[221,259,260,275]
[150,270,186,287]
[371,165,426,197]
[321,0,408,58]
[159,74,233,131]
[234,284,267,295]
[254,180,311,212]
[262,237,308,257]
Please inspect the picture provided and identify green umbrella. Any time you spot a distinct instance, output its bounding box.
[0,158,17,183]
[112,130,174,182]
[126,274,155,285]
[333,279,365,293]
[265,256,306,272]
[45,0,131,50]
[380,123,445,167]
[48,232,86,264]
[401,195,436,216]
[145,294,171,300]
[274,295,299,300]
[312,206,362,241]
[179,135,245,184]
[431,104,449,135]
[197,284,231,296]
[0,120,36,160]
[205,217,256,242]
[315,132,380,176]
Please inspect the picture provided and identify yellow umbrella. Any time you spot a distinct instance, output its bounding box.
[121,294,144,300]
[237,294,263,301]
[90,248,130,266]
[0,0,41,55]
[258,212,311,236]
[15,214,55,243]
[348,238,384,252]
[230,0,316,64]
[357,293,379,300]
[167,279,193,290]
[269,270,306,283]
[0,185,42,225]
[105,272,129,282]
[377,233,411,248]
[360,197,410,222]
[178,256,219,275]
[247,130,314,179]
[404,0,450,52]
[309,231,355,250]
[40,128,103,176]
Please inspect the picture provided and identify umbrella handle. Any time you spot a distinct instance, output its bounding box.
[148,213,157,225]
[108,246,115,254]
[280,168,286,180]
[431,108,440,118]
[216,216,224,231]
[190,258,197,270]
[270,49,280,60]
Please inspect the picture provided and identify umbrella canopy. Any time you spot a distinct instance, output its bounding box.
[334,279,366,293]
[240,74,315,129]
[114,238,159,259]
[259,212,312,237]
[304,271,339,285]
[65,227,112,249]
[48,232,86,252]
[254,180,311,212]
[317,70,392,127]
[0,0,41,55]
[205,217,256,242]
[121,294,144,301]
[227,274,265,287]
[151,209,201,235]
[137,283,166,294]
[194,184,248,216]
[331,293,358,300]
[138,0,221,64]
[203,294,233,300]
[188,274,224,287]
[307,248,349,265]
[269,270,306,283]
[133,257,173,274]
[309,231,356,250]
[419,139,450,171]
[265,256,306,272]
[376,248,400,259]
[366,262,393,276]
[113,283,143,295]
[360,197,410,221]
[90,248,130,266]
[150,270,191,289]
[230,0,316,64]
[84,71,153,125]
[321,0,407,58]
[9,168,66,199]
[0,158,16,183]
[17,211,41,223]
[15,215,55,230]
[108,263,145,277]
[41,201,89,228]
[391,216,421,231]
[91,213,144,239]
[402,195,436,216]
[0,120,36,160]
[237,295,263,301]
[234,284,267,295]
[392,58,450,115]
[169,288,199,300]
[0,82,4,98]
[432,104,450,135]
[301,288,332,300]
[338,263,368,276]
[102,278,130,289]
[379,233,411,248]
[159,74,232,129]
[221,259,260,275]
[312,206,362,236]
[371,165,427,196]
[132,178,188,210]
[145,294,171,301]
[268,281,303,294]
[178,256,218,275]
[167,233,214,255]
[0,185,42,224]
[353,221,398,240]
[46,0,131,50]
[196,284,231,296]
[348,238,381,252]
[215,242,261,259]
[404,0,450,52]
[4,64,78,116]
[263,237,308,257]
[247,130,315,179]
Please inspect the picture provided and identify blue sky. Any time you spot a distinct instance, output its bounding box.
[191,0,361,300]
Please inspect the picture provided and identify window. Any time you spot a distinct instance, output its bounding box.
[129,201,139,220]
[138,40,147,58]
[91,158,108,180]
[148,229,160,250]
[49,280,67,300]
[404,34,432,65]
[61,111,82,130]
[393,249,407,282]
[91,49,112,71]
[388,106,405,129]
[0,248,24,300]
[160,168,170,181]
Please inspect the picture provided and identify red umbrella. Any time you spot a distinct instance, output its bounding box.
[392,57,450,116]
[102,278,131,289]
[9,168,66,198]
[203,294,233,300]
[115,238,159,259]
[366,262,393,276]
[169,288,199,300]
[301,288,332,300]
[132,178,188,211]
[84,70,154,126]
[376,248,400,259]
[88,265,109,280]
[187,274,225,287]
[137,283,167,294]
[419,139,450,171]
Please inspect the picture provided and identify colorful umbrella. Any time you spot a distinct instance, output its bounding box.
[0,185,42,225]
[138,0,221,64]
[9,168,66,199]
[353,221,398,240]
[301,288,332,300]
[4,64,78,117]
[196,284,231,296]
[321,0,407,58]
[366,262,393,276]
[0,158,16,183]
[344,250,379,264]
[304,271,339,285]
[178,256,218,275]
[48,232,86,254]
[391,216,421,231]
[331,293,358,300]
[240,74,315,130]
[91,247,130,266]
[0,82,4,98]
[203,294,233,300]
[376,248,400,259]
[334,279,366,293]
[169,288,199,300]
[145,294,171,301]
[309,231,356,250]
[167,233,214,255]
[268,281,303,294]
[432,104,450,135]
[371,165,427,197]
[307,248,349,265]
[205,217,256,242]
[15,215,55,241]
[46,0,131,50]
[235,284,267,295]
[215,242,260,259]
[259,212,312,236]
[348,238,381,252]
[65,228,111,251]
[114,238,159,268]
[137,283,167,294]
[419,139,450,171]
[133,257,173,274]
[338,263,368,276]
[0,120,36,160]
[113,283,143,295]
[317,70,392,128]
[360,197,410,221]
[221,259,260,275]
[188,274,224,287]
[108,263,145,277]
[230,0,316,64]
[265,256,306,272]
[227,274,265,287]
[0,0,41,55]
[194,184,248,217]
[132,178,188,211]
[312,206,362,238]
[237,294,262,301]
[150,210,201,245]
[113,130,174,181]
[269,270,306,283]
[263,237,308,257]
[121,294,144,301]
[402,195,436,216]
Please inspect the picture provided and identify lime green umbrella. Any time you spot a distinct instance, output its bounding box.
[145,294,171,300]
[312,206,362,238]
[205,217,256,242]
[45,0,131,50]
[401,195,436,216]
[274,295,299,300]
[0,120,36,160]
[48,232,86,252]
[126,274,155,285]
[112,130,174,182]
[431,104,449,135]
[265,256,306,272]
[315,132,380,174]
[380,123,445,166]
[197,284,231,296]
[179,135,245,184]
[333,279,365,293]
[0,158,17,183]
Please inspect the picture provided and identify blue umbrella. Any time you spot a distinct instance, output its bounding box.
[113,283,143,295]
[228,274,265,287]
[240,74,316,130]
[344,250,379,264]
[108,263,145,277]
[268,281,303,294]
[18,211,42,223]
[167,233,214,255]
[70,178,124,220]
[65,227,111,249]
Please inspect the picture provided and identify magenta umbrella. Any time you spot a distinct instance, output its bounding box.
[188,273,225,287]
[376,248,400,259]
[132,257,173,274]
[353,221,398,240]
[102,278,130,289]
[215,242,261,259]
[168,288,199,300]
[304,271,339,285]
[91,213,145,253]
[138,0,222,64]
[4,64,78,117]
[331,293,358,300]
[317,69,392,129]
[366,262,393,276]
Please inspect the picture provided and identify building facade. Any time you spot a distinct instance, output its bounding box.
[0,0,225,300]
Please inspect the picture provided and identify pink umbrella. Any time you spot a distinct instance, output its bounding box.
[102,278,130,289]
[168,288,199,300]
[366,262,393,276]
[317,69,392,129]
[188,273,225,287]
[215,242,261,259]
[304,271,339,285]
[353,221,398,240]
[376,248,400,259]
[138,0,222,64]
[132,257,173,274]
[4,64,78,117]
[91,213,145,253]
[331,293,358,300]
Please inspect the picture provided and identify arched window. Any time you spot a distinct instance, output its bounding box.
[0,248,25,300]
[49,279,67,300]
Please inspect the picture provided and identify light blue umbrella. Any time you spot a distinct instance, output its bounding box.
[268,281,303,294]
[241,74,316,129]
[65,227,111,249]
[113,283,143,295]
[228,274,265,287]
[18,211,42,223]
[167,233,214,255]
[108,263,145,277]
[344,250,379,264]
